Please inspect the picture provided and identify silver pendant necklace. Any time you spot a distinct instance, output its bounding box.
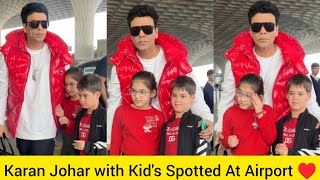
[31,47,44,82]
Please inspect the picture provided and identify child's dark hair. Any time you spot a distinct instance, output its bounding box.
[287,74,312,93]
[248,1,280,25]
[21,2,49,24]
[171,76,196,95]
[127,5,159,27]
[77,74,102,93]
[65,67,84,82]
[131,71,157,91]
[238,73,264,96]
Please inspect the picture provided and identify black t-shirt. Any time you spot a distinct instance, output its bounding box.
[94,56,107,78]
[94,56,108,107]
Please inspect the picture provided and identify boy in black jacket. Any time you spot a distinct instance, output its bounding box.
[160,76,210,155]
[272,74,320,155]
[73,74,107,155]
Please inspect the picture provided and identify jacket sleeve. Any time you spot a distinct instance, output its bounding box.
[109,107,122,155]
[107,66,122,144]
[271,121,283,155]
[297,123,320,156]
[307,82,320,122]
[221,108,233,149]
[160,122,168,155]
[83,141,107,155]
[216,61,236,132]
[257,106,277,145]
[0,53,8,125]
[187,72,213,122]
[194,128,211,156]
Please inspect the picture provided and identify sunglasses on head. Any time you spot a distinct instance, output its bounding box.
[27,20,49,29]
[130,25,155,36]
[250,22,275,33]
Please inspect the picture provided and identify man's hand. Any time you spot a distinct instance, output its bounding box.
[199,119,214,141]
[0,124,9,138]
[214,131,224,146]
[228,135,239,148]
[55,104,64,117]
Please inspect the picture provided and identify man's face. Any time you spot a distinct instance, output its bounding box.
[250,13,278,50]
[23,12,48,45]
[130,16,158,53]
[208,74,215,81]
[312,67,320,76]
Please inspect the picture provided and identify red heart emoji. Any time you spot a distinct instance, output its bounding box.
[299,163,316,179]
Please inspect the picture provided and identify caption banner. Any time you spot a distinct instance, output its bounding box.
[0,156,318,180]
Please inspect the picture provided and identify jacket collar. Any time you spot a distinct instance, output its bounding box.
[225,30,305,66]
[1,29,70,56]
[110,32,188,65]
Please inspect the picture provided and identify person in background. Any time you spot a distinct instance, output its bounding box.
[94,56,108,108]
[203,69,215,114]
[310,63,320,106]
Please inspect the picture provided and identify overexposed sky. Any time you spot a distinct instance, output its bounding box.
[1,12,106,54]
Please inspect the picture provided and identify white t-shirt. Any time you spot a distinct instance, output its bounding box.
[0,44,56,140]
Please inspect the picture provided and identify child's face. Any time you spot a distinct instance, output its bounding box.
[79,89,100,112]
[237,83,255,110]
[171,88,195,117]
[130,80,156,110]
[64,75,78,97]
[286,85,311,114]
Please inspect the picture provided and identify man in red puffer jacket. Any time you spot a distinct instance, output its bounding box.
[0,2,73,155]
[107,5,214,150]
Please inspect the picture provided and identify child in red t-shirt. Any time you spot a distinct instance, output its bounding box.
[221,73,277,155]
[73,74,107,155]
[272,74,320,155]
[160,76,210,155]
[110,71,165,155]
[55,67,83,155]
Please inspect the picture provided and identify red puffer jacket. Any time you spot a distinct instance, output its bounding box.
[0,29,73,137]
[109,32,192,120]
[225,31,307,122]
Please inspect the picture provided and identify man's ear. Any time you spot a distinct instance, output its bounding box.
[154,27,158,39]
[23,23,27,33]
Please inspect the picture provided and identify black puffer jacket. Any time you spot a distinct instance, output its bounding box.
[160,110,210,155]
[74,104,106,155]
[272,109,320,155]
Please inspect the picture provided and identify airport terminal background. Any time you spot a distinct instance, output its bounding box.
[2,0,320,155]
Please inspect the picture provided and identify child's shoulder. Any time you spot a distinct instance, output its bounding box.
[263,104,273,111]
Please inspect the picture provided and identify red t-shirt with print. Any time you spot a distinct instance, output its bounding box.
[110,104,165,155]
[282,118,298,148]
[165,118,181,155]
[78,113,92,155]
[61,98,82,136]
